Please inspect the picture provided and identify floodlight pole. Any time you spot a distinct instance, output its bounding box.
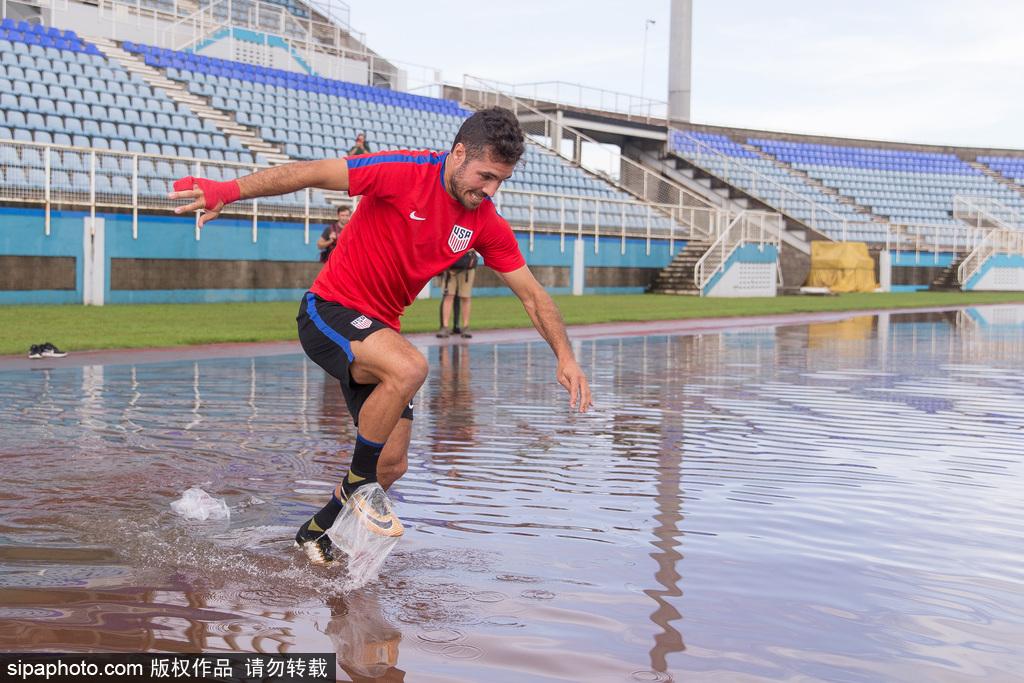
[640,18,656,102]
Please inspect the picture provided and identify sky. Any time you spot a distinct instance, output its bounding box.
[338,0,1024,150]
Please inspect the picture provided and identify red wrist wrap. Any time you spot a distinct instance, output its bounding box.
[173,176,241,210]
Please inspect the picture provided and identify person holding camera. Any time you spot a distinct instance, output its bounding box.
[318,205,352,263]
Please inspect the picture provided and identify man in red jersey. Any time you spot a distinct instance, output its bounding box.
[169,107,592,565]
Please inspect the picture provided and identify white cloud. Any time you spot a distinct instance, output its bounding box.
[346,0,1024,148]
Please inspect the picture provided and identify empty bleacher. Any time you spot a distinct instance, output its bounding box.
[751,138,1024,235]
[123,42,677,232]
[671,126,1024,245]
[0,28,335,211]
[670,130,878,241]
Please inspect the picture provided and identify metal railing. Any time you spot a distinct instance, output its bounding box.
[83,0,442,94]
[953,195,1023,231]
[1,0,70,16]
[884,220,989,257]
[495,188,731,255]
[0,138,716,252]
[0,138,340,242]
[461,75,714,239]
[495,80,667,124]
[670,130,881,242]
[958,228,1024,286]
[694,210,783,290]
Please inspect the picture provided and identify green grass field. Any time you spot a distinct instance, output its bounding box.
[3,291,1023,356]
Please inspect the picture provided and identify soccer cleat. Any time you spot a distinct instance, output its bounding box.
[40,342,67,358]
[294,517,336,566]
[349,488,404,538]
[460,327,472,339]
[28,345,42,359]
[435,327,450,338]
[327,484,404,588]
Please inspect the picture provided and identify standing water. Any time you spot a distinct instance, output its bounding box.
[1,305,1022,682]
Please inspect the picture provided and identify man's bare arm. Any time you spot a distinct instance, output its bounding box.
[169,158,350,227]
[498,265,593,412]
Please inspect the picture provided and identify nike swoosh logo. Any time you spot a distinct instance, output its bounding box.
[409,211,427,221]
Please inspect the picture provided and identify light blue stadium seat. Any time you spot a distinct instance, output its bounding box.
[5,167,29,186]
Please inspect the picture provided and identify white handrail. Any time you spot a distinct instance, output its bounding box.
[0,137,712,247]
[693,210,783,290]
[89,0,429,89]
[958,228,1024,286]
[461,74,714,239]
[953,195,1023,231]
[671,130,863,241]
[500,79,667,124]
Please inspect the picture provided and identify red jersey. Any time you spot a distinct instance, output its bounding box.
[310,150,526,330]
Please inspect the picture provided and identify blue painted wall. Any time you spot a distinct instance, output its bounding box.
[1,208,678,304]
[965,253,1024,291]
[890,251,954,267]
[702,243,778,295]
[472,233,676,297]
[0,207,85,305]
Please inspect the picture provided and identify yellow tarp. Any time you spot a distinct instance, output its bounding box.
[806,242,878,293]
[808,315,875,349]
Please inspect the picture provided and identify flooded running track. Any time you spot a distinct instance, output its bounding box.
[1,305,1023,682]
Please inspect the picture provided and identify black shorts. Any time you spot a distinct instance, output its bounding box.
[296,292,414,426]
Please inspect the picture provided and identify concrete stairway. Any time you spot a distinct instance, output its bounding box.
[928,255,968,291]
[647,239,713,295]
[967,159,1024,198]
[89,36,289,166]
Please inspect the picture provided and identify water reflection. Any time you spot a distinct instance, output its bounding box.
[0,305,1023,681]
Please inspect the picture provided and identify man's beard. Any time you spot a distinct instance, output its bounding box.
[449,163,485,210]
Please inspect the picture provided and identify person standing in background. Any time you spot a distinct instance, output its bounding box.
[437,249,478,338]
[318,205,352,263]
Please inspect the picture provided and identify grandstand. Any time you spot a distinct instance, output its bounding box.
[2,0,1023,304]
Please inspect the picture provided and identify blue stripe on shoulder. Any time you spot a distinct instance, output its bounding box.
[348,152,441,169]
[305,292,354,362]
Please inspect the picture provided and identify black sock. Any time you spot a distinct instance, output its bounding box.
[305,434,386,534]
[307,493,344,534]
[341,433,385,500]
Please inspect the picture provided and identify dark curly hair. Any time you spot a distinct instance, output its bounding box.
[452,107,525,165]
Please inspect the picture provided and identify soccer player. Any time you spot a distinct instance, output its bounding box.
[168,107,593,565]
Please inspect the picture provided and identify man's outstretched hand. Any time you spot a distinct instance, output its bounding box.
[169,177,241,228]
[557,357,593,413]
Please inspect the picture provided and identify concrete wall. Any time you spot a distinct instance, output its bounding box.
[0,208,676,305]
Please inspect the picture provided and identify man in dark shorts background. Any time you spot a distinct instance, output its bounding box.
[168,107,593,565]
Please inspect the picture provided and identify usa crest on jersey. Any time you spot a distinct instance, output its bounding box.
[448,224,473,253]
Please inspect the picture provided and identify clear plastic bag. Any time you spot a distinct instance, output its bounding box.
[327,483,403,588]
[170,487,231,521]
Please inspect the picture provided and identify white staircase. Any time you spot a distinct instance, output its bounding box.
[89,35,289,166]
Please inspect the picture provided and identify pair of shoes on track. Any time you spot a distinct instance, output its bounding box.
[28,342,67,359]
[435,327,472,339]
[294,486,404,566]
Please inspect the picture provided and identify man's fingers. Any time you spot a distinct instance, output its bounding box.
[173,198,206,214]
[568,375,580,410]
[578,376,593,413]
[167,188,202,201]
[197,208,221,228]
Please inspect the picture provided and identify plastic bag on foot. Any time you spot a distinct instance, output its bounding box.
[170,487,230,521]
[326,483,403,587]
